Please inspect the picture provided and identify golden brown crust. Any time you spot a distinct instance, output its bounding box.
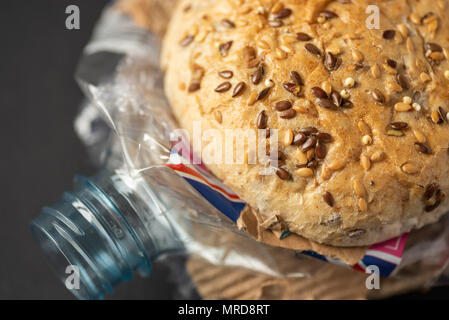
[116,0,177,35]
[162,0,449,246]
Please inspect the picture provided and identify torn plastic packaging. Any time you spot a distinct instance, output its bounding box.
[30,5,449,300]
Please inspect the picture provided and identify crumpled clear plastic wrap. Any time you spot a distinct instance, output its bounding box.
[74,4,449,296]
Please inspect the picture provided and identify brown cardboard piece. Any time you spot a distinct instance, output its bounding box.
[187,256,368,300]
[186,254,435,300]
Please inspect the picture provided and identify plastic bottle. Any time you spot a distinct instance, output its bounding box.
[31,168,187,299]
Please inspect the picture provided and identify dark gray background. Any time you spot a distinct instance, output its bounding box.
[0,0,447,300]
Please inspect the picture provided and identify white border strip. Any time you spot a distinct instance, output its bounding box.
[364,250,402,264]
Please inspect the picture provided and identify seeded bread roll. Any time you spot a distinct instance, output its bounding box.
[162,0,449,246]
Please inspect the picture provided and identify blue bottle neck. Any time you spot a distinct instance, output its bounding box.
[31,170,179,299]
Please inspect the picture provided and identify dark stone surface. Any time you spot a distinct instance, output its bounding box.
[0,0,180,300]
[0,0,447,300]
